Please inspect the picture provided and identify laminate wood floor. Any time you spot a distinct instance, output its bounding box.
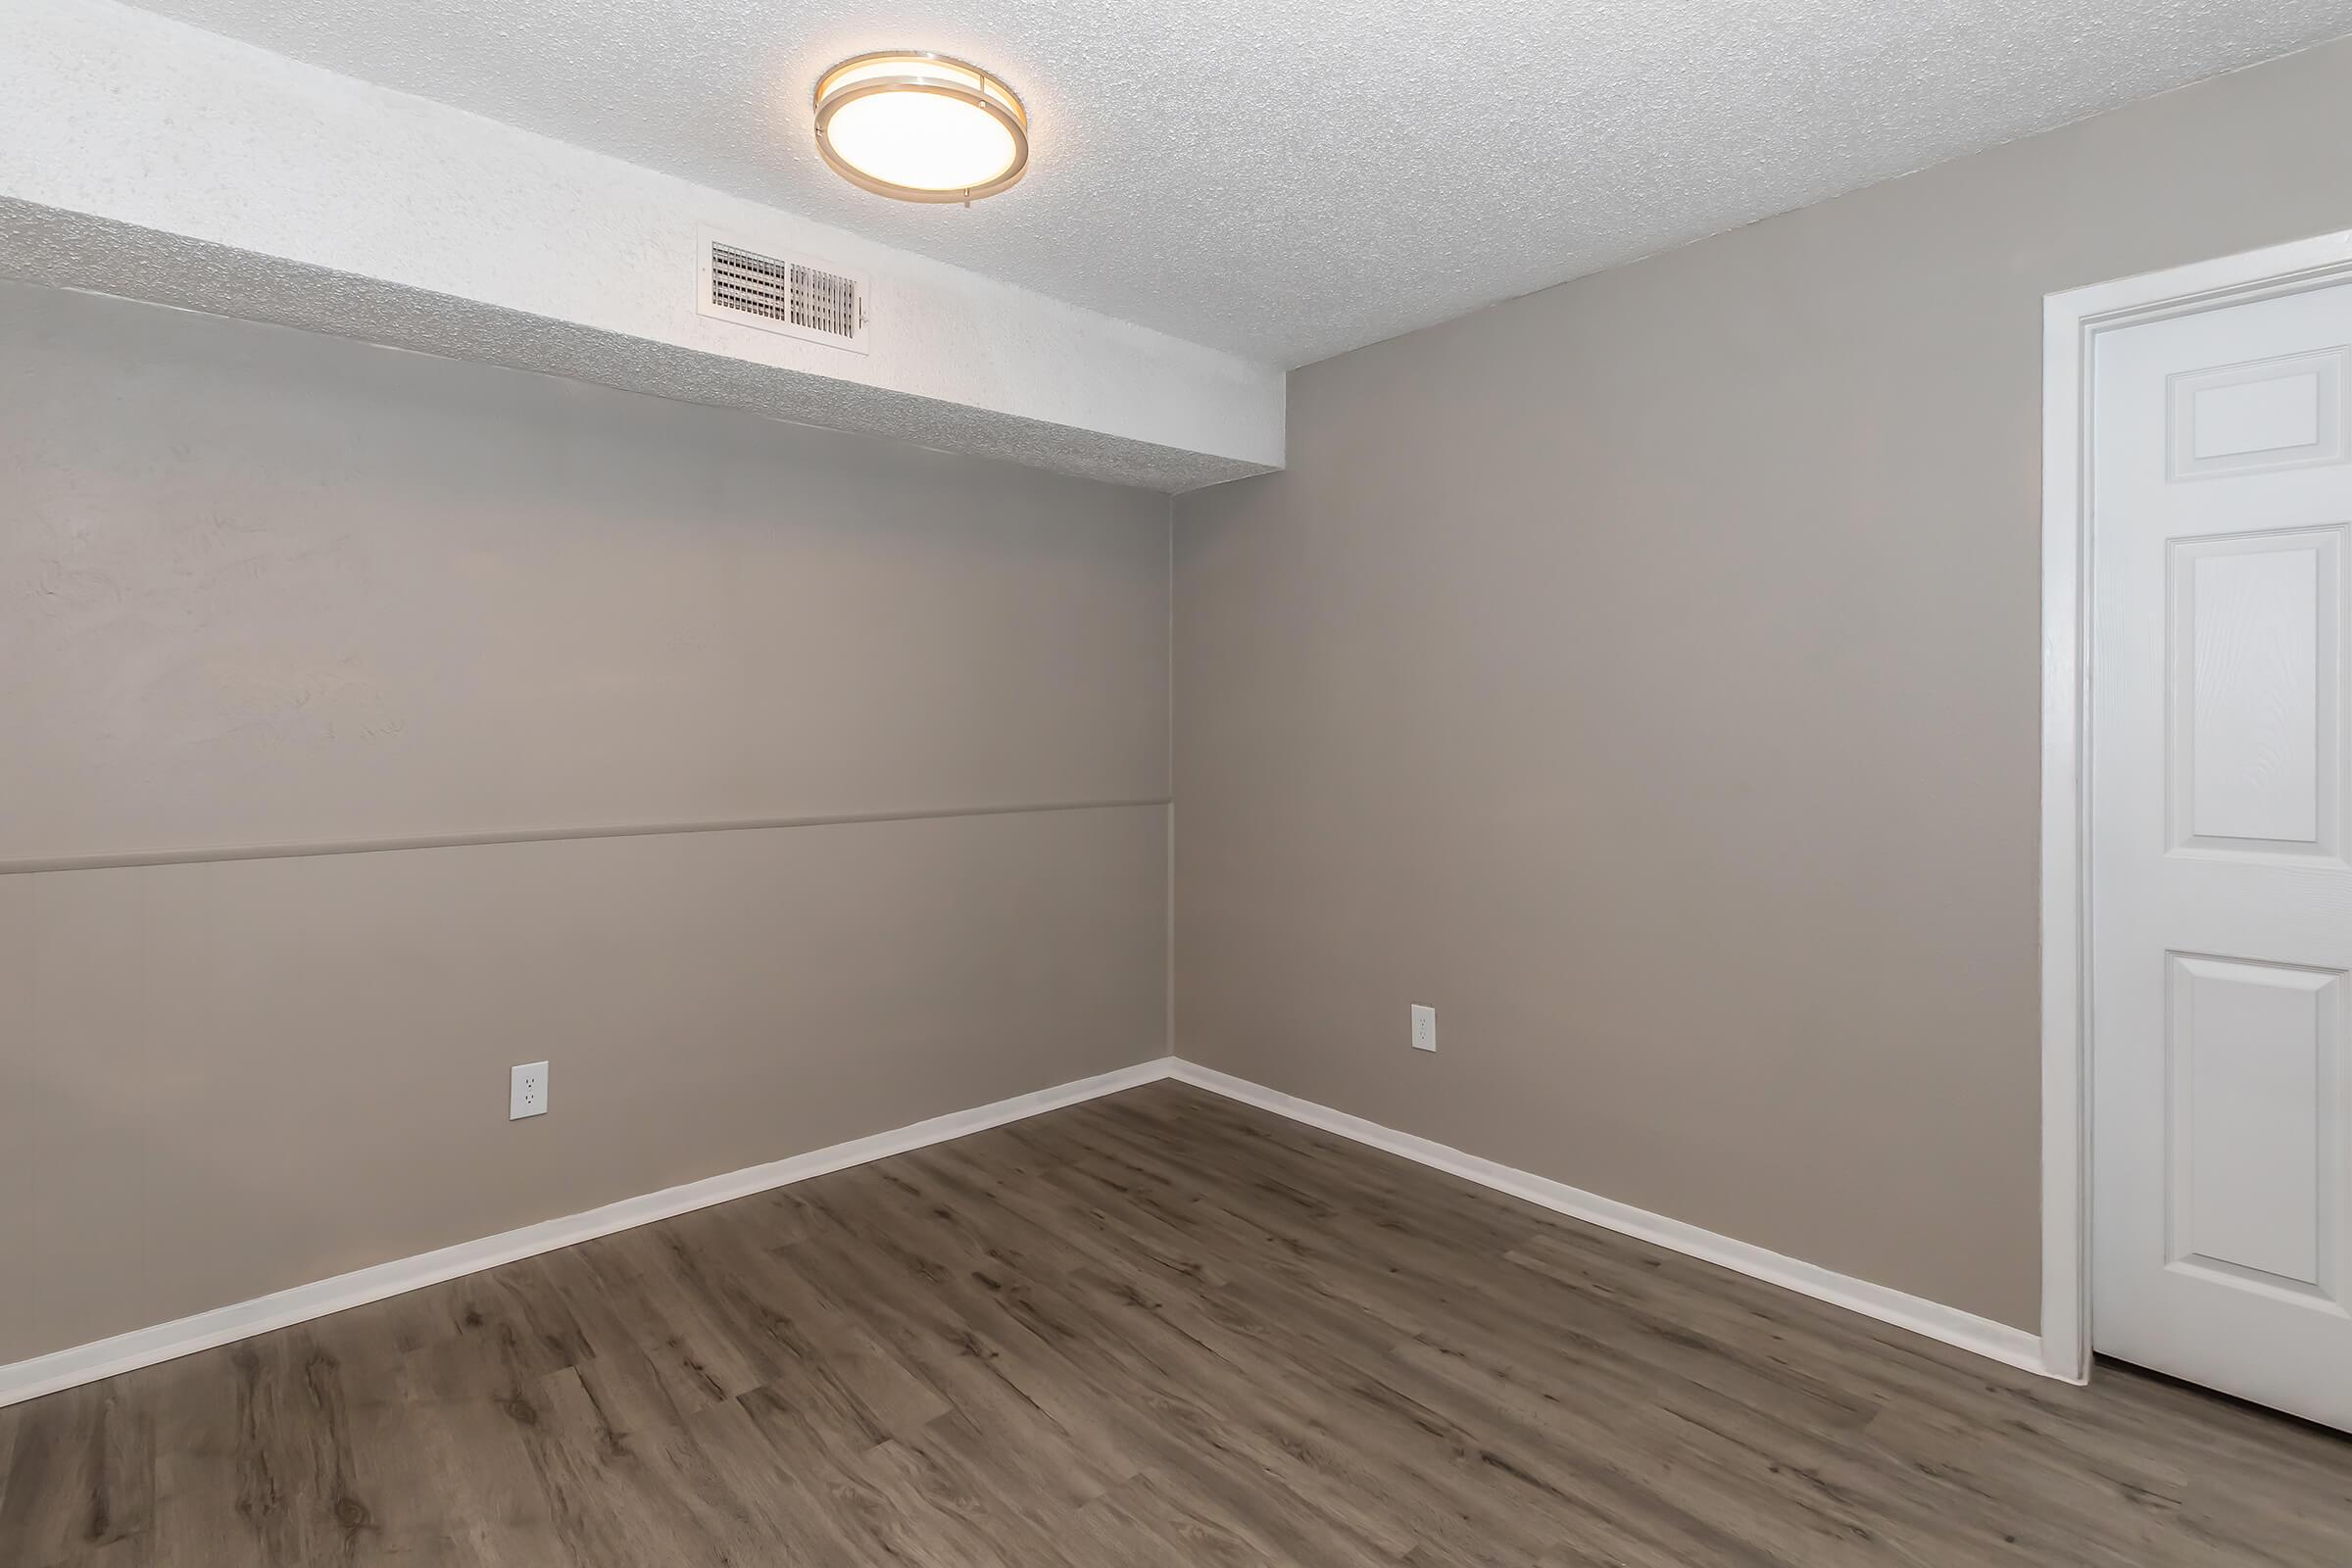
[4,1081,2348,1566]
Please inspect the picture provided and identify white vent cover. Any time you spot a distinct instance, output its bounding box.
[697,230,869,353]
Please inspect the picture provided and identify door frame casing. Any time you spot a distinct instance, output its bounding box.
[2040,227,2352,1385]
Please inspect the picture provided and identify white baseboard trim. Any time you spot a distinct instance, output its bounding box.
[2,1052,2054,1408]
[0,1057,1175,1409]
[1166,1059,2053,1380]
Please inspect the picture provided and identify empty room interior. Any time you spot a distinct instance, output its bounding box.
[8,0,2352,1561]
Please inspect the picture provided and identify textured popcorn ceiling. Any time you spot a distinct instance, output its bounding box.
[122,0,2352,368]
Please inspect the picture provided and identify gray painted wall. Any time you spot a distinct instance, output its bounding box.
[1174,37,2352,1333]
[14,30,2352,1371]
[0,283,1171,1365]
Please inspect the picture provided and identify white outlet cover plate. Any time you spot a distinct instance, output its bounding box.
[1410,1004,1437,1053]
[510,1060,549,1120]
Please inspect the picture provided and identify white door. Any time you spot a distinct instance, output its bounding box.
[2091,278,2352,1429]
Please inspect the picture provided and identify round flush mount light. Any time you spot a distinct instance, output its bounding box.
[813,52,1029,205]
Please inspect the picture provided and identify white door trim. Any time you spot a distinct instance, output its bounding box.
[2040,227,2352,1385]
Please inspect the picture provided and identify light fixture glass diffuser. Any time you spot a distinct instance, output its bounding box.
[813,52,1029,204]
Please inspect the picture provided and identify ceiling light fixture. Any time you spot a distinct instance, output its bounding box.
[813,52,1029,205]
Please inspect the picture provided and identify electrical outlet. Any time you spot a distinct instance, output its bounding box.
[1410,1004,1437,1053]
[510,1060,550,1120]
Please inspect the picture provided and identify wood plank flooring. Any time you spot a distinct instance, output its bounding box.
[3,1080,2348,1566]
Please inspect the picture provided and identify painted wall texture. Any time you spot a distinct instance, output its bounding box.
[1173,36,2352,1333]
[15,29,2352,1375]
[0,282,1170,1364]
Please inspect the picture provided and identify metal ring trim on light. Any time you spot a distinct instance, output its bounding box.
[813,51,1030,205]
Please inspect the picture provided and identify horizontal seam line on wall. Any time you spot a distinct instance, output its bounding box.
[0,797,1176,876]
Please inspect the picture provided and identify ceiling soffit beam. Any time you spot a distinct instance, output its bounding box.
[0,0,1285,493]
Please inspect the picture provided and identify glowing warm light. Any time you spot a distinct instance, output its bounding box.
[813,53,1029,204]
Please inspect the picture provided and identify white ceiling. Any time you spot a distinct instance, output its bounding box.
[122,0,2352,368]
